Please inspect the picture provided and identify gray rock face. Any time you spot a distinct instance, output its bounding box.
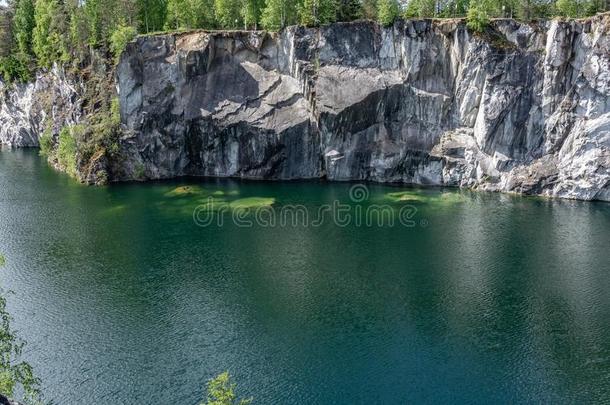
[117,16,610,201]
[0,65,82,147]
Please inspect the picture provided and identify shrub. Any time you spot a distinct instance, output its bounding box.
[57,126,78,178]
[38,128,53,157]
[377,0,399,26]
[0,53,32,83]
[467,0,491,33]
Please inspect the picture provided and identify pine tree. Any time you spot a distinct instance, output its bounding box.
[33,0,69,67]
[12,0,35,55]
[336,0,362,21]
[377,0,399,25]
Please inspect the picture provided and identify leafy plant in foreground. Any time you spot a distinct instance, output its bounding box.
[0,255,42,405]
[201,371,252,405]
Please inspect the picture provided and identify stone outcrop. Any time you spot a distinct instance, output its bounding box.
[2,16,610,201]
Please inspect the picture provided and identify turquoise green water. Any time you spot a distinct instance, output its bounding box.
[0,149,609,404]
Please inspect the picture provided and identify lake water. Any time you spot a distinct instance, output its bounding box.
[0,149,609,404]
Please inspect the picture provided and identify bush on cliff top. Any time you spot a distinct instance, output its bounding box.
[110,25,137,65]
[467,0,492,32]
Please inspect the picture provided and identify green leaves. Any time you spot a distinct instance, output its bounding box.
[467,0,492,33]
[202,371,252,405]
[0,253,42,404]
[110,25,137,64]
[377,0,399,25]
[298,0,338,26]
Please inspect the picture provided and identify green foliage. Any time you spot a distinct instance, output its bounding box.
[165,0,194,29]
[0,254,4,267]
[0,53,32,83]
[361,0,378,20]
[298,0,337,26]
[165,0,217,30]
[377,0,399,25]
[38,128,53,157]
[215,0,243,29]
[261,0,297,30]
[467,0,492,32]
[138,0,168,33]
[555,0,582,18]
[404,0,436,18]
[0,255,42,404]
[32,0,69,67]
[336,0,362,21]
[110,25,137,64]
[201,371,252,405]
[111,97,121,125]
[242,0,265,29]
[13,0,35,56]
[57,126,78,178]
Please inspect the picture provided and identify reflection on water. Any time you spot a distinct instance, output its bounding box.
[0,149,609,404]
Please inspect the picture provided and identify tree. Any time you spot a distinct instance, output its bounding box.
[336,0,362,21]
[110,24,137,64]
[67,0,90,63]
[215,0,243,28]
[361,0,378,19]
[467,0,493,32]
[32,0,69,67]
[261,0,297,30]
[0,6,13,58]
[377,0,399,25]
[404,0,437,17]
[12,0,35,55]
[298,0,337,26]
[242,0,265,29]
[137,0,167,33]
[201,371,252,405]
[555,0,580,16]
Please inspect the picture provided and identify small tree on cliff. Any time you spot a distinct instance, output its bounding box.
[467,0,493,32]
[377,0,400,25]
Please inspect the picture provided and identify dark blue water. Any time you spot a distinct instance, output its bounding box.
[1,149,609,404]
